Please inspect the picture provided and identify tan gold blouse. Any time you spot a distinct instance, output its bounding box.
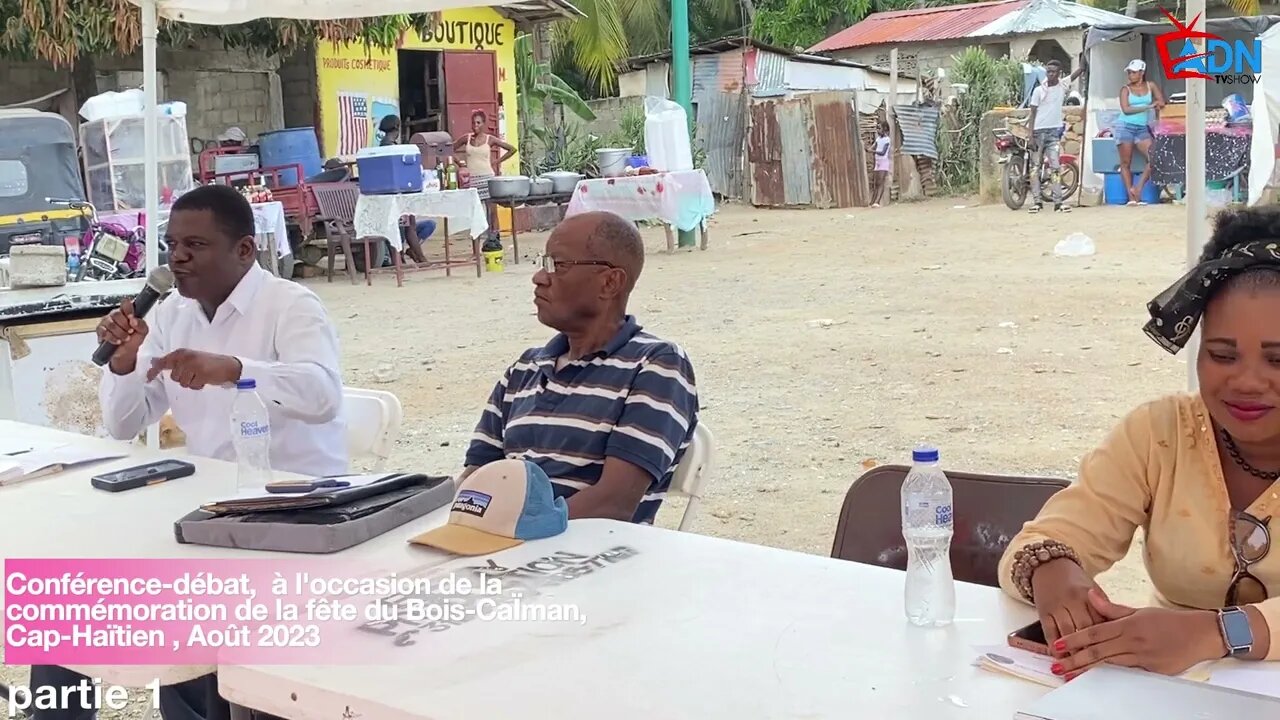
[997,393,1280,660]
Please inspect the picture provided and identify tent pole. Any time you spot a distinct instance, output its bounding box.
[143,0,159,273]
[1185,0,1207,392]
[142,0,161,451]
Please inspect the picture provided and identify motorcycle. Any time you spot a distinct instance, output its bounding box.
[993,123,1081,211]
[45,198,151,281]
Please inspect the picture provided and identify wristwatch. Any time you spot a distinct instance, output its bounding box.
[1217,606,1254,657]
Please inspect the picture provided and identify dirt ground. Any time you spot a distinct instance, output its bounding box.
[3,196,1189,715]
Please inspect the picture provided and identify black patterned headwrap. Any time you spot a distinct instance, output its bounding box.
[1144,241,1280,354]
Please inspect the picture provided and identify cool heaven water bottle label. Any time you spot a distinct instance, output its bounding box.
[237,420,270,437]
[905,496,953,525]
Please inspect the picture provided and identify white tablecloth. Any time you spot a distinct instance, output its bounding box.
[0,419,456,686]
[354,189,489,251]
[100,201,290,259]
[565,169,715,232]
[218,519,1047,720]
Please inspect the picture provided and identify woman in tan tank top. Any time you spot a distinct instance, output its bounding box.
[453,109,515,180]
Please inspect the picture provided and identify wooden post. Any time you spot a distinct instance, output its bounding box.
[888,48,899,193]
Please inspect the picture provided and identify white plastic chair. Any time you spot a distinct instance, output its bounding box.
[670,422,715,531]
[343,387,403,471]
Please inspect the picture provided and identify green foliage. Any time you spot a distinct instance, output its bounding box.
[752,0,869,51]
[0,0,438,66]
[936,46,1022,194]
[550,0,742,95]
[605,105,646,155]
[516,32,598,176]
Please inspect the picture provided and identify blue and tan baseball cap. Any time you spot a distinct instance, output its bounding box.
[409,459,569,555]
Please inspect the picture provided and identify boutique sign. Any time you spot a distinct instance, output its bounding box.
[422,20,507,50]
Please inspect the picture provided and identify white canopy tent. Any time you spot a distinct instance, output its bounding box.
[1248,23,1280,207]
[123,0,577,270]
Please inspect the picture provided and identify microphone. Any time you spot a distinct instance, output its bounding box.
[92,266,176,367]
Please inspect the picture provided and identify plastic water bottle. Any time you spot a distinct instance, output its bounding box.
[230,379,273,491]
[901,445,955,626]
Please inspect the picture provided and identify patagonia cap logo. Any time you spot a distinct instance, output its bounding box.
[453,489,492,517]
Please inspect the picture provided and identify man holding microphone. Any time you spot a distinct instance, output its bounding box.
[29,184,348,720]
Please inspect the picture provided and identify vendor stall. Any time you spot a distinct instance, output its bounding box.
[1082,16,1280,202]
[0,278,141,436]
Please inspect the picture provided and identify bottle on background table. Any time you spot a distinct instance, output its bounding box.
[230,379,273,492]
[901,445,955,627]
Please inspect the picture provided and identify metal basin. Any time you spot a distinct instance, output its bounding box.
[596,148,631,178]
[529,177,554,196]
[541,171,583,194]
[488,175,531,199]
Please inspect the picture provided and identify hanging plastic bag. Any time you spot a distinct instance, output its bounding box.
[643,96,693,172]
[79,89,146,122]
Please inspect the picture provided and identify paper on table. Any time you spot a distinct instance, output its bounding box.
[972,645,1213,688]
[0,437,64,456]
[0,445,128,486]
[1206,664,1280,699]
[972,645,1063,688]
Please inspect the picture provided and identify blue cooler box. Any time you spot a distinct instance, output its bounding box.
[355,145,423,194]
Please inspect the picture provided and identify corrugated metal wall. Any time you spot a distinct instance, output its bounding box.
[754,50,788,94]
[692,48,746,101]
[695,92,747,199]
[747,100,783,206]
[746,92,870,209]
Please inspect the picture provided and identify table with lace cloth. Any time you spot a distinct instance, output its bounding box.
[565,169,714,230]
[564,169,715,251]
[353,189,489,253]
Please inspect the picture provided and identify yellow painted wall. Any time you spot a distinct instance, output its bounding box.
[314,7,519,173]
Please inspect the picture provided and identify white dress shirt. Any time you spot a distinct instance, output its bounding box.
[100,264,349,477]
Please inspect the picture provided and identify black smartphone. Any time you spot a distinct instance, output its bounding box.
[91,459,196,492]
[1007,620,1049,655]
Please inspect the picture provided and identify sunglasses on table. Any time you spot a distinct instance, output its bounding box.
[1227,510,1271,606]
[534,254,618,274]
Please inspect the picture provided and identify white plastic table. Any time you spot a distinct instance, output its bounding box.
[0,420,455,687]
[218,519,1047,720]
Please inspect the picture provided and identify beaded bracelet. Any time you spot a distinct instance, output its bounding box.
[1010,539,1081,603]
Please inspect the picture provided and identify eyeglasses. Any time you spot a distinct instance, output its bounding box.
[1227,511,1270,606]
[535,253,617,275]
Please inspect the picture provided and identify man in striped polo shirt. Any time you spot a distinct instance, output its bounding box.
[463,211,698,524]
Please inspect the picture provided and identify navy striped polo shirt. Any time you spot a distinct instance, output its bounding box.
[464,315,699,524]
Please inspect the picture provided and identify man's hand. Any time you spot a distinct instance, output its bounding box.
[1053,588,1225,678]
[97,299,148,375]
[147,350,242,390]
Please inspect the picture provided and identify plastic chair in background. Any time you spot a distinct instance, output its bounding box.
[342,387,403,471]
[669,422,715,531]
[830,465,1069,587]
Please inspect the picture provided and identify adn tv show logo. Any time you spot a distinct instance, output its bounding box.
[1156,7,1261,84]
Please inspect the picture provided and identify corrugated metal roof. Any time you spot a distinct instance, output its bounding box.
[809,0,1146,53]
[972,0,1146,36]
[809,0,1026,53]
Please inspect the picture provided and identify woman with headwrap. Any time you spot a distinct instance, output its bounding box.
[997,207,1280,677]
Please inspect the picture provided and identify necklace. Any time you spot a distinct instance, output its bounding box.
[1220,429,1280,481]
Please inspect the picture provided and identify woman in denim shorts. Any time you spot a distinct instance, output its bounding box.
[1117,59,1165,204]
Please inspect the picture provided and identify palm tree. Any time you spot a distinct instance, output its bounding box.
[550,0,746,93]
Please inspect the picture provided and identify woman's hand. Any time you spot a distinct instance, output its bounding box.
[1031,558,1106,645]
[1053,589,1225,678]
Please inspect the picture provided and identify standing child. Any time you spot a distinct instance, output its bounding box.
[871,122,891,208]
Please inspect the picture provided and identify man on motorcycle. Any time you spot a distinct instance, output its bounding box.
[1026,59,1083,214]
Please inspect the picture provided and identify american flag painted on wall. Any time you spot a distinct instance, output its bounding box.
[338,93,369,155]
